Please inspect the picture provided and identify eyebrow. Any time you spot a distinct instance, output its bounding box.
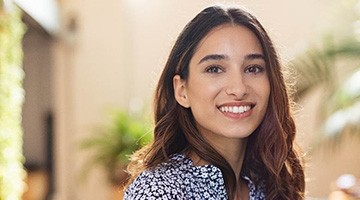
[198,54,228,64]
[198,53,264,65]
[245,53,265,61]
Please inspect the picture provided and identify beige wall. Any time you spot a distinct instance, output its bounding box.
[22,17,53,167]
[51,0,358,199]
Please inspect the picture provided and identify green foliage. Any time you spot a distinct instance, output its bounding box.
[0,2,26,200]
[292,0,360,140]
[81,109,152,185]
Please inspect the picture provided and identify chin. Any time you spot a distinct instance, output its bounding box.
[223,132,253,139]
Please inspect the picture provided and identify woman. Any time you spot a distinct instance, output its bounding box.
[124,5,305,200]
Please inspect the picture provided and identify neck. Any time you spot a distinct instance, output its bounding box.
[188,137,248,181]
[214,138,247,180]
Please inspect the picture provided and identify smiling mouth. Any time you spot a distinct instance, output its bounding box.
[218,105,255,114]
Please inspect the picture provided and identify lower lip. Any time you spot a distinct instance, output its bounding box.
[219,108,253,119]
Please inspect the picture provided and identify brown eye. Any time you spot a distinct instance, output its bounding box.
[245,65,264,75]
[205,65,224,73]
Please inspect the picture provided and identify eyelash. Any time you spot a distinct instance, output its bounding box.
[205,64,265,75]
[205,65,224,73]
[245,65,265,75]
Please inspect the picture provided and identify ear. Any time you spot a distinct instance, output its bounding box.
[173,75,190,108]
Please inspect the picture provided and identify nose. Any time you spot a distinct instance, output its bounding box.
[225,72,248,99]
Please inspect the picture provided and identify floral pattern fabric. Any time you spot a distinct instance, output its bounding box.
[124,154,265,200]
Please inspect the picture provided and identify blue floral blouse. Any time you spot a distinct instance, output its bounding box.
[124,154,266,199]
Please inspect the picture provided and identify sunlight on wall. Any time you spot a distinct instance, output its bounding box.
[13,0,59,33]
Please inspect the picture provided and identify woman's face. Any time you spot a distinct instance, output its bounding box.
[174,24,270,144]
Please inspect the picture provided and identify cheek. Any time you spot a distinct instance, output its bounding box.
[252,78,270,106]
[260,80,271,109]
[263,82,270,102]
[187,78,222,102]
[265,80,271,100]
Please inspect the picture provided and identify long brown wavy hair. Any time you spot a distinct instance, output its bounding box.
[127,5,305,200]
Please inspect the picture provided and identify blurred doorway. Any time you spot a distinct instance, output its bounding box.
[22,13,55,200]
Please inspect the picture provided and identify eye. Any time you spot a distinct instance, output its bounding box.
[205,65,224,74]
[245,65,265,75]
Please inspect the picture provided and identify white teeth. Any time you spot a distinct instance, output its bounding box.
[239,106,244,113]
[233,107,239,113]
[219,106,251,114]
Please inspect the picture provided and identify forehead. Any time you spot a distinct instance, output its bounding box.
[193,24,263,59]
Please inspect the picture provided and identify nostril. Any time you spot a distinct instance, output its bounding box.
[225,87,248,99]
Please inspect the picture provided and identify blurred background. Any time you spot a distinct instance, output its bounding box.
[1,0,360,199]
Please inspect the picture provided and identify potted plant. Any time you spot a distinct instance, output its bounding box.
[81,109,152,186]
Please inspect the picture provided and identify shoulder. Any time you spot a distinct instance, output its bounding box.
[124,154,189,199]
